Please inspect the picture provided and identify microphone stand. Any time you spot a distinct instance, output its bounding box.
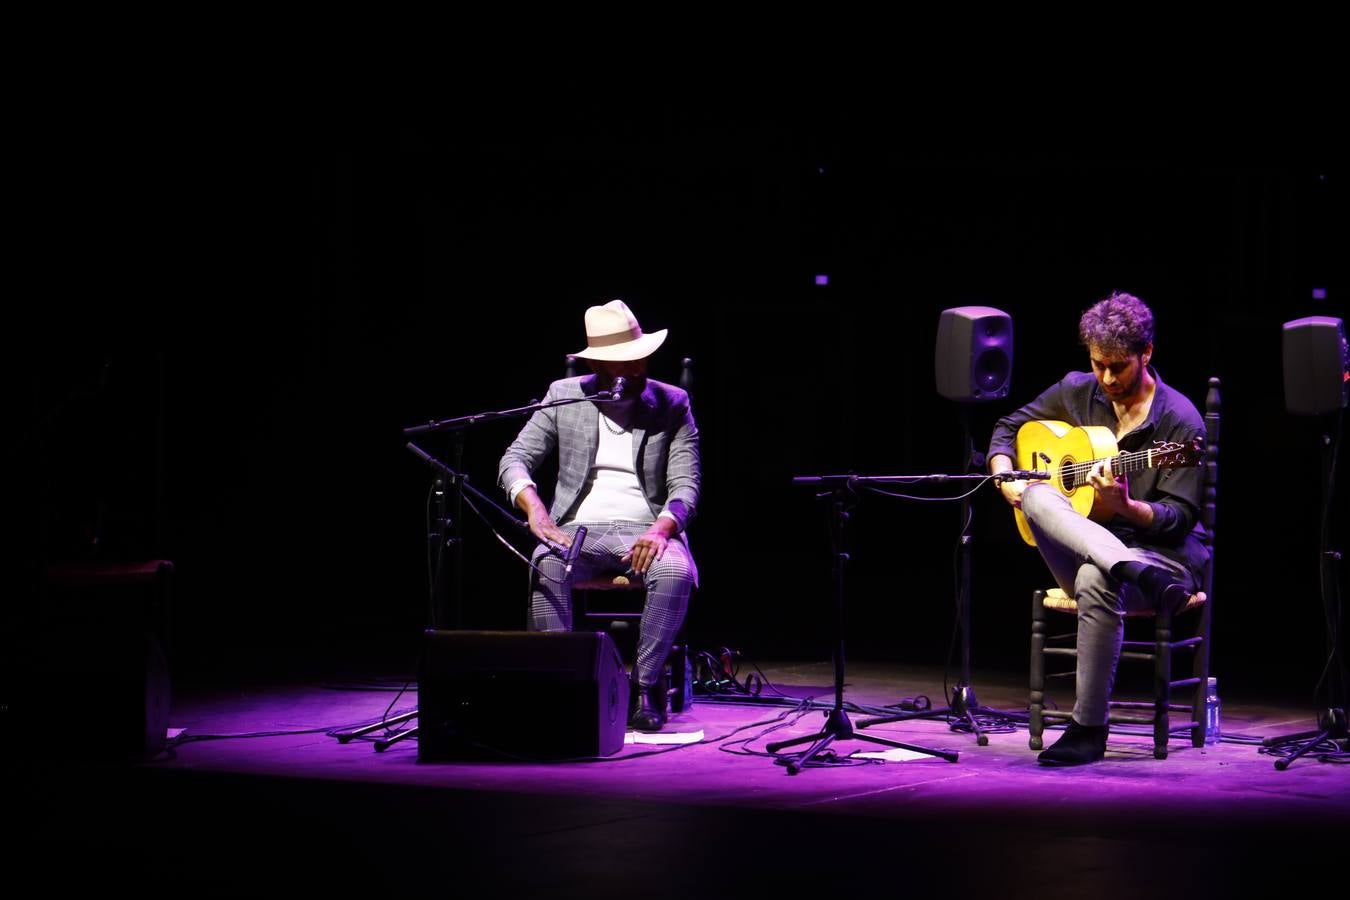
[332,391,616,751]
[768,474,960,774]
[852,450,1050,744]
[403,390,624,626]
[404,442,587,574]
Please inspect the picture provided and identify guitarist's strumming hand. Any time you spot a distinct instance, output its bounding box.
[1088,458,1154,527]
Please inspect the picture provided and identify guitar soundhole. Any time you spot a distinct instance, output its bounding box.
[1060,457,1079,492]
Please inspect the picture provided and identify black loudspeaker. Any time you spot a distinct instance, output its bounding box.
[1283,316,1349,416]
[935,306,1013,402]
[2,565,172,759]
[418,630,629,760]
[2,628,170,760]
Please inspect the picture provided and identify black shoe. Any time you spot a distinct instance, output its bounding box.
[1131,564,1193,612]
[629,677,668,732]
[1038,720,1108,766]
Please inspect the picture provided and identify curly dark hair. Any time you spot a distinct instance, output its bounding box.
[1078,291,1155,355]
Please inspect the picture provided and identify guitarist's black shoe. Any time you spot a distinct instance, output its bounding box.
[1038,720,1109,766]
[629,675,668,732]
[1139,564,1200,612]
[1114,562,1198,612]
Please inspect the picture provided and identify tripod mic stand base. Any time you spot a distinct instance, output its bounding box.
[766,706,959,774]
[333,709,419,747]
[858,682,1027,747]
[1263,707,1348,770]
[950,684,980,715]
[947,684,991,746]
[1317,707,1348,734]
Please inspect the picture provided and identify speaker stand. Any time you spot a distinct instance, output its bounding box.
[1261,418,1347,768]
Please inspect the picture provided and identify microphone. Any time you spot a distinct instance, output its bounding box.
[610,376,627,401]
[563,525,586,577]
[995,469,1055,482]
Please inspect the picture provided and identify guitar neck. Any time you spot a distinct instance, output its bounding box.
[1074,448,1158,477]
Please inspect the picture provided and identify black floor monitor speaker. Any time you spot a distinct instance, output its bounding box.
[3,566,172,760]
[1,628,170,760]
[1283,316,1348,415]
[418,630,629,760]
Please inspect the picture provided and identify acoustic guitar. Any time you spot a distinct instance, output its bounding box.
[1012,420,1203,546]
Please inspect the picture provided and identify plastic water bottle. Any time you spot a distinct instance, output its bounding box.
[681,654,694,710]
[1204,676,1222,745]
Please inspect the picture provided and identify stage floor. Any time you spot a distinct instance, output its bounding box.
[11,659,1347,895]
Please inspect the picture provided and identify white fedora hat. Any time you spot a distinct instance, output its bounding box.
[571,299,668,361]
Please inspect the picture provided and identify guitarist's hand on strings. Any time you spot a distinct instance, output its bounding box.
[1089,458,1149,524]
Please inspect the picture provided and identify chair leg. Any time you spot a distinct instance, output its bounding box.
[1029,590,1047,751]
[1191,600,1212,748]
[1153,607,1172,759]
[668,642,689,713]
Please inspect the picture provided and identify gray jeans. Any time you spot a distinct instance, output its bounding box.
[530,521,694,689]
[1021,485,1197,726]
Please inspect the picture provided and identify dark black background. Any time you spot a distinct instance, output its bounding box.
[18,84,1345,701]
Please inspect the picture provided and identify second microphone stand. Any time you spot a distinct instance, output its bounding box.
[766,476,959,774]
[855,421,1043,745]
[334,390,614,752]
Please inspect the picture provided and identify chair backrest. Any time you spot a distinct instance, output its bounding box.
[1187,376,1220,688]
[1201,377,1220,600]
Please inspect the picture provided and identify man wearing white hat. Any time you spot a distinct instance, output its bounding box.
[498,300,700,732]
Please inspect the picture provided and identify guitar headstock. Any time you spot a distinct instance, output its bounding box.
[1150,437,1205,469]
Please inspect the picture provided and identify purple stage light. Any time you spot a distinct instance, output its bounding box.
[815,274,829,286]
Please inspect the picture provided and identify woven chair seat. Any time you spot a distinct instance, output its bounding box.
[1041,586,1208,614]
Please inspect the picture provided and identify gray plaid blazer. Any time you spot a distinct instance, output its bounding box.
[498,375,701,544]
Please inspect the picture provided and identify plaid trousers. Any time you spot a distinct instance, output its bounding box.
[529,520,694,689]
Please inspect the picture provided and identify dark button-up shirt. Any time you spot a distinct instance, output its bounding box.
[988,367,1209,576]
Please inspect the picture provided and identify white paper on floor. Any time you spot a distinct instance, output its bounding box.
[852,747,940,762]
[625,729,705,745]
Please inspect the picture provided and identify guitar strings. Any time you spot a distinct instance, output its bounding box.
[1057,449,1154,483]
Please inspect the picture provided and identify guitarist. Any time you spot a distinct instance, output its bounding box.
[988,292,1209,765]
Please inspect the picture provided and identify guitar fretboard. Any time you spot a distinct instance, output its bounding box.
[1060,449,1158,489]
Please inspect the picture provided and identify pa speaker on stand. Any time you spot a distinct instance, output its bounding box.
[862,306,1019,745]
[935,306,1013,403]
[1263,316,1349,768]
[1282,316,1349,416]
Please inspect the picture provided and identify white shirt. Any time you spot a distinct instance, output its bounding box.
[569,409,650,523]
[508,407,678,527]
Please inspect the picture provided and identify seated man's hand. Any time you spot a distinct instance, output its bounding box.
[623,528,670,574]
[528,508,572,548]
